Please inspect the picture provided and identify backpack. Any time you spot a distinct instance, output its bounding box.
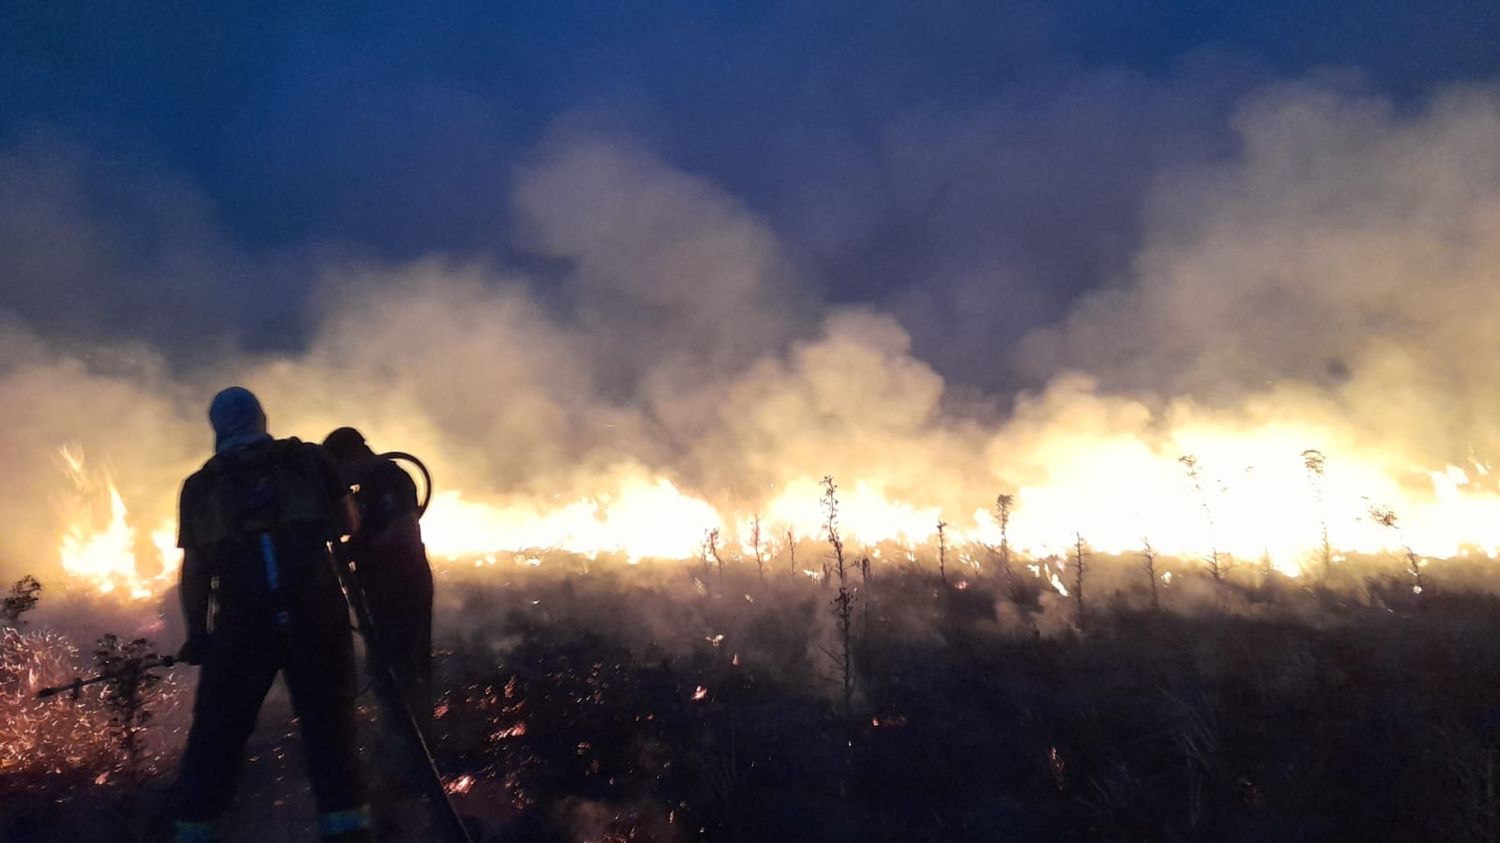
[183,438,336,550]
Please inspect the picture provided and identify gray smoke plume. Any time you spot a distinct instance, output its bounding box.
[3,78,1500,587]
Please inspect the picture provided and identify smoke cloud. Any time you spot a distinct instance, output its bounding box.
[4,77,1500,588]
[1024,80,1500,459]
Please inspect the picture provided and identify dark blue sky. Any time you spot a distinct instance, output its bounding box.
[3,1,1498,383]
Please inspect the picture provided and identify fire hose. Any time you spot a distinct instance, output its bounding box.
[379,451,432,517]
[331,539,474,843]
[36,654,178,699]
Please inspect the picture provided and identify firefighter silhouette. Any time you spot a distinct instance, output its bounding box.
[321,426,434,733]
[170,387,370,842]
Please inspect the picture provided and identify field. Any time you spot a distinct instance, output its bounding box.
[6,550,1500,842]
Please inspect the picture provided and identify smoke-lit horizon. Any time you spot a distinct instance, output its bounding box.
[5,71,1500,592]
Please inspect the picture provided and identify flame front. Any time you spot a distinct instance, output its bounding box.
[44,411,1500,603]
[421,474,723,564]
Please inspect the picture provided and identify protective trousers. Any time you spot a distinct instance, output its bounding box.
[171,605,368,840]
[361,562,434,732]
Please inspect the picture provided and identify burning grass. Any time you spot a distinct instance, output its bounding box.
[426,560,1500,841]
[8,554,1500,840]
[0,622,191,841]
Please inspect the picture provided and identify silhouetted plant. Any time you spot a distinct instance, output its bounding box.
[92,634,164,783]
[750,514,765,582]
[1141,538,1161,612]
[822,476,856,721]
[1302,449,1335,580]
[706,528,726,582]
[936,520,949,586]
[1368,503,1425,598]
[1,575,42,627]
[1179,455,1227,582]
[700,530,714,585]
[1071,533,1089,630]
[859,556,872,633]
[995,494,1016,595]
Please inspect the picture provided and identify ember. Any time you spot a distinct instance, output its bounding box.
[0,626,187,782]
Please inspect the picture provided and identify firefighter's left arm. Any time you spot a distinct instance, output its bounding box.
[176,473,212,664]
[366,510,423,559]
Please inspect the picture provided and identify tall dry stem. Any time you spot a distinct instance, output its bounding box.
[1302,449,1334,580]
[936,520,949,585]
[1369,503,1426,598]
[995,494,1017,598]
[1141,538,1161,612]
[822,476,856,721]
[1071,533,1089,630]
[706,528,726,582]
[1179,455,1226,582]
[750,514,765,582]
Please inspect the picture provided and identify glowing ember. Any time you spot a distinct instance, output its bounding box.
[0,628,187,778]
[491,722,527,740]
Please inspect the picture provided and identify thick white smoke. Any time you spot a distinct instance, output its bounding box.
[4,79,1500,589]
[1026,81,1500,446]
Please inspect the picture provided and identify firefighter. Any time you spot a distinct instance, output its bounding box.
[321,426,434,731]
[170,387,371,842]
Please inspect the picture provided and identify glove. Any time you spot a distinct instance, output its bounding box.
[177,634,209,666]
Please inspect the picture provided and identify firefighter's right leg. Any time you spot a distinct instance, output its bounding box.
[170,631,279,841]
[364,565,435,732]
[410,566,434,733]
[284,613,371,841]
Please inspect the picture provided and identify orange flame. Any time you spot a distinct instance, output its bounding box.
[55,445,179,600]
[47,412,1500,602]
